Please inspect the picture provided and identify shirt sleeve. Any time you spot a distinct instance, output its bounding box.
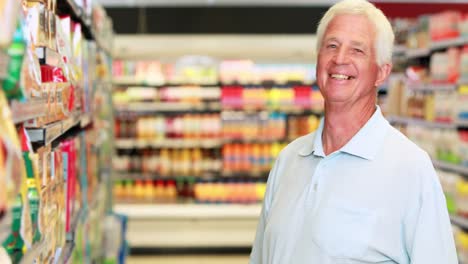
[249,155,281,264]
[407,156,458,264]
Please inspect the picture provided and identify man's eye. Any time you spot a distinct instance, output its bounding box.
[354,48,364,53]
[327,44,337,49]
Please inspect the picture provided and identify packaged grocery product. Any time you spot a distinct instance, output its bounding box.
[2,25,26,100]
[24,2,47,47]
[0,0,21,48]
[48,11,56,51]
[20,42,42,99]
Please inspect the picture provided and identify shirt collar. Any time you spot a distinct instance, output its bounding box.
[298,106,389,160]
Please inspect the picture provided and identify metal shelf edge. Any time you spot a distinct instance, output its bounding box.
[433,160,468,176]
[114,203,262,219]
[450,215,468,229]
[387,116,457,129]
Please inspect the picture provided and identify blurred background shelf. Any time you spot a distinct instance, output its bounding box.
[115,102,222,113]
[432,160,468,176]
[115,203,261,248]
[115,138,223,149]
[451,215,468,230]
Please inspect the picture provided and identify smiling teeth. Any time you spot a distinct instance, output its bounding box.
[331,74,350,80]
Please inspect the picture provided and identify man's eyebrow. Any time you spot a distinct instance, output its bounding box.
[350,40,368,49]
[324,37,339,43]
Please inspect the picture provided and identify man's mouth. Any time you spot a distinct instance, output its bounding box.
[329,74,354,80]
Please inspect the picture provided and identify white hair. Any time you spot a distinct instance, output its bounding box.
[316,0,394,66]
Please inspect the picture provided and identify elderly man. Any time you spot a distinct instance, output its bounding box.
[249,0,458,263]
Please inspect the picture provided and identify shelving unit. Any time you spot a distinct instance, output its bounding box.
[115,203,261,219]
[406,48,431,59]
[114,204,261,248]
[387,18,468,261]
[406,83,458,92]
[10,98,47,124]
[26,114,82,146]
[432,160,468,176]
[401,36,468,59]
[387,116,457,129]
[451,215,468,230]
[115,102,222,113]
[115,138,223,149]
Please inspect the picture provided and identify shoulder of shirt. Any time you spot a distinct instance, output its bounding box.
[385,124,429,159]
[384,124,436,180]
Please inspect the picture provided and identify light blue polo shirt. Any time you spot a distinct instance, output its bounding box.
[250,106,458,264]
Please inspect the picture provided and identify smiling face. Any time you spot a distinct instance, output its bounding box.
[316,14,391,107]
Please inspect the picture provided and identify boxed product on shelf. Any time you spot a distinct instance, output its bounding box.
[116,114,222,140]
[219,60,315,84]
[221,85,324,112]
[222,143,286,174]
[114,178,184,204]
[114,148,221,177]
[0,0,21,48]
[430,11,462,41]
[221,111,286,141]
[2,25,26,100]
[113,60,166,86]
[430,48,460,83]
[194,179,266,204]
[169,56,218,85]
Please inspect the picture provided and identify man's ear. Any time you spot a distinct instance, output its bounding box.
[375,63,392,87]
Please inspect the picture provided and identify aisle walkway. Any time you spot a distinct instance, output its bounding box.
[128,255,250,264]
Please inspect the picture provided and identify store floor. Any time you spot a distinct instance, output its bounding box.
[128,255,250,264]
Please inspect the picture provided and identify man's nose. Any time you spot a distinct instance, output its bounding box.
[333,47,349,64]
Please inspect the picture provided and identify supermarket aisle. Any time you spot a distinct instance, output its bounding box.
[128,255,250,264]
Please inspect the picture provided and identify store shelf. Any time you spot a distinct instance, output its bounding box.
[115,101,221,113]
[80,113,92,128]
[115,203,261,220]
[393,45,406,56]
[222,107,323,115]
[19,239,47,264]
[450,215,468,230]
[221,171,269,179]
[10,97,47,124]
[406,82,458,92]
[387,116,457,129]
[399,37,468,60]
[36,47,61,66]
[26,114,82,146]
[430,36,468,51]
[459,77,468,86]
[113,77,219,87]
[432,160,468,176]
[458,119,468,128]
[113,172,220,180]
[115,138,223,149]
[405,48,430,59]
[221,81,313,86]
[120,203,260,248]
[223,138,289,144]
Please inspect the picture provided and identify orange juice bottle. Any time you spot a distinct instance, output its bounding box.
[144,179,154,202]
[154,180,165,203]
[192,148,202,176]
[135,180,145,202]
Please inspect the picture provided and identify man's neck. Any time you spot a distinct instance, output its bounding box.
[322,101,376,156]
